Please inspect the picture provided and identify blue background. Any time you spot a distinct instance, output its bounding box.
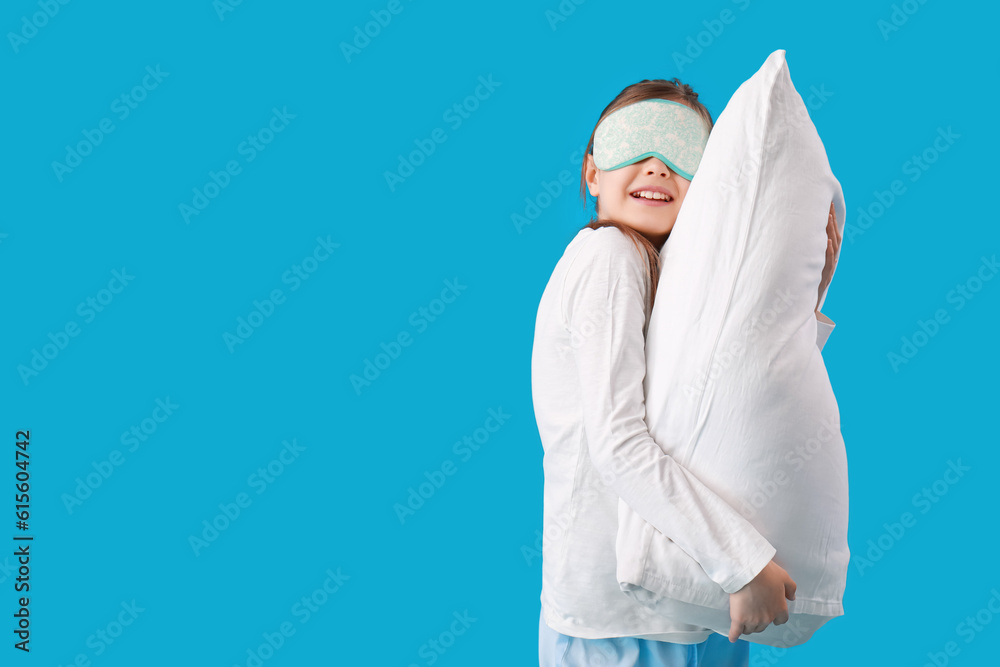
[1,0,997,665]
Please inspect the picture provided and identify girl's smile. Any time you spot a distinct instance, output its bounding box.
[628,185,676,206]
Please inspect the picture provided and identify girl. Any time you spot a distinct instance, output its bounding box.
[530,78,841,667]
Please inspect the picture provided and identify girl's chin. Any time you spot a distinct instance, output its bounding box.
[626,222,673,242]
[626,217,675,234]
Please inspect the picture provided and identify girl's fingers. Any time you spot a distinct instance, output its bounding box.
[833,204,842,246]
[828,201,842,252]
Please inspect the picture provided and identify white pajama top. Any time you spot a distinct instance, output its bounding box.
[531,226,835,643]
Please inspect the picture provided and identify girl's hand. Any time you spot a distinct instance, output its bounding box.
[728,559,797,642]
[817,202,842,312]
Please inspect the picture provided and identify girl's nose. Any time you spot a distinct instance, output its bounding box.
[643,157,672,177]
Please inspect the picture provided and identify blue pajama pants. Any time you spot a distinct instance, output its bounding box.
[539,608,749,667]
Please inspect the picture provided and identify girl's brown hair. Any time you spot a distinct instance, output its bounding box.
[579,78,714,312]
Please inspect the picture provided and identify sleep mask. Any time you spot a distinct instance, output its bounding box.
[592,98,710,180]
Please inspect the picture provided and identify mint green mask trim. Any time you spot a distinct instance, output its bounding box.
[592,99,710,180]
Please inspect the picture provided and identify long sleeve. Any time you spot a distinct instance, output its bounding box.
[816,310,835,351]
[561,233,775,595]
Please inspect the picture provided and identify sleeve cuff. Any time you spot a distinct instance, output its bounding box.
[719,539,777,595]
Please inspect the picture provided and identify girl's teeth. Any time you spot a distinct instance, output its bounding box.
[632,191,671,201]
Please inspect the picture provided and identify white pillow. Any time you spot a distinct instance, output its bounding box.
[615,49,849,648]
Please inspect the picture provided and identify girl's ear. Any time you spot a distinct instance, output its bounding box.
[585,153,600,197]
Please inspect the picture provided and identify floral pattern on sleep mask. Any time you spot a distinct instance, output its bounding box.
[593,99,710,180]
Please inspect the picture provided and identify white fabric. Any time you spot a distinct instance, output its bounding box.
[531,223,835,642]
[614,49,850,648]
